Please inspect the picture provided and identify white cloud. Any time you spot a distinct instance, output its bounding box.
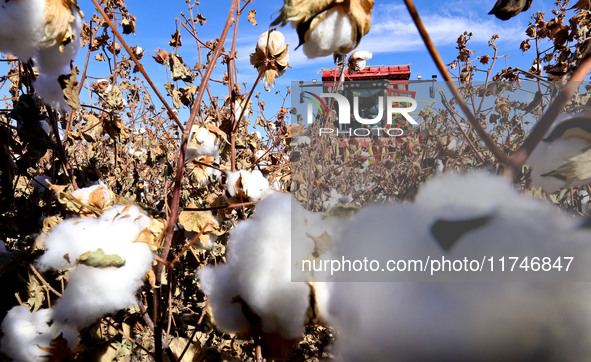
[359,3,525,54]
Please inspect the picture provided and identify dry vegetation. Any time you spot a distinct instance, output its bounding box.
[0,0,591,361]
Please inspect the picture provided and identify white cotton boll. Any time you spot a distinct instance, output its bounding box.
[186,126,220,163]
[34,10,82,75]
[198,264,250,334]
[68,183,113,206]
[528,137,590,192]
[291,136,311,148]
[303,7,355,58]
[225,170,270,201]
[352,50,372,61]
[0,0,46,60]
[0,306,79,362]
[348,51,372,71]
[52,242,153,328]
[255,150,271,170]
[226,193,313,339]
[37,205,153,328]
[328,172,591,360]
[201,193,317,340]
[257,30,286,55]
[33,73,69,111]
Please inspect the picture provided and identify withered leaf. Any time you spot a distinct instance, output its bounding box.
[164,82,181,109]
[81,114,103,142]
[169,53,192,82]
[169,30,182,47]
[248,9,257,26]
[77,248,126,268]
[178,210,222,235]
[58,69,80,110]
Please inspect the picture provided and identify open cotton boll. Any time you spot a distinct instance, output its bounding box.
[348,50,372,71]
[330,281,591,361]
[0,306,78,362]
[51,241,153,328]
[36,205,153,328]
[186,125,220,163]
[527,113,591,193]
[0,0,46,60]
[34,8,82,75]
[328,172,591,360]
[200,192,318,340]
[225,170,270,201]
[33,73,69,111]
[37,205,151,271]
[303,7,355,58]
[199,264,250,334]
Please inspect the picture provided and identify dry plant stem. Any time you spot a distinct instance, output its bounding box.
[228,6,240,172]
[91,0,183,129]
[137,301,176,361]
[403,0,510,166]
[47,108,78,189]
[508,53,591,173]
[169,222,210,266]
[155,1,239,359]
[29,264,62,297]
[440,92,486,164]
[183,200,259,212]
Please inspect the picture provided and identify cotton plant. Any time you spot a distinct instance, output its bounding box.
[250,30,289,90]
[199,192,340,358]
[271,0,374,59]
[186,125,222,186]
[0,0,83,110]
[527,112,591,195]
[326,172,591,361]
[1,198,158,360]
[225,169,270,201]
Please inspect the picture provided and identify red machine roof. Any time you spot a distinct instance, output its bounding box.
[321,65,411,82]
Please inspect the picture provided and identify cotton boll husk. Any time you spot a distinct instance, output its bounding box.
[303,7,354,58]
[34,9,82,75]
[1,306,79,362]
[0,0,46,60]
[33,72,69,111]
[328,172,591,360]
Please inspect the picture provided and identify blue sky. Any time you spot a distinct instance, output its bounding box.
[73,0,562,124]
